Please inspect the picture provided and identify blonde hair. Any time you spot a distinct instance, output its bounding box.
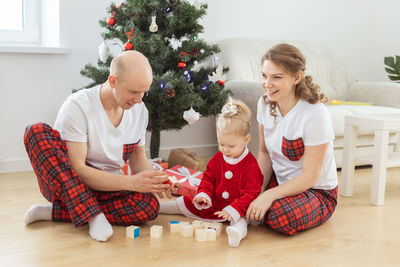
[261,43,327,119]
[216,99,251,136]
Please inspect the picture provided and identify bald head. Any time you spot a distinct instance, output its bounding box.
[109,51,153,85]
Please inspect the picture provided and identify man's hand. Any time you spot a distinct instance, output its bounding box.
[214,210,231,221]
[129,170,170,194]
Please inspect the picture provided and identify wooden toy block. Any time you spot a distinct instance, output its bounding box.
[150,225,163,238]
[180,224,193,237]
[193,224,205,238]
[206,229,217,241]
[208,223,222,236]
[195,228,208,242]
[126,225,140,239]
[169,221,180,233]
[191,220,204,226]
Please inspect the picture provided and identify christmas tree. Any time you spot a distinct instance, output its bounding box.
[76,0,231,158]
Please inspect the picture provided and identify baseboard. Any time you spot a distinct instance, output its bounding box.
[0,144,219,174]
[0,158,33,174]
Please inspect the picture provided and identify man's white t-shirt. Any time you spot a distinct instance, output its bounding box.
[257,97,338,190]
[54,85,148,174]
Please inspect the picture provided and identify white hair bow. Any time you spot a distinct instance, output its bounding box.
[221,103,238,116]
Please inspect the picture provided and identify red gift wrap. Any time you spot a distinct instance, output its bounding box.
[165,165,203,197]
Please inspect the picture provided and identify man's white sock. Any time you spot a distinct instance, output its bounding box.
[226,217,248,248]
[24,204,53,225]
[88,213,113,242]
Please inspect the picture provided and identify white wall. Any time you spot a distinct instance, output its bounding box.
[203,0,400,82]
[1,0,399,173]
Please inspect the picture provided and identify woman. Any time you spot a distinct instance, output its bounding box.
[246,43,338,235]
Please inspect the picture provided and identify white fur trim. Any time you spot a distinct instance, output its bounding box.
[223,146,249,165]
[193,192,212,209]
[176,196,225,223]
[223,205,241,223]
[225,171,233,179]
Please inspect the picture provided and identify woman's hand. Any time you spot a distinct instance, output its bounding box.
[246,190,275,222]
[214,210,231,221]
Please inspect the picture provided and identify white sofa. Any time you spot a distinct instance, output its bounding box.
[215,38,400,167]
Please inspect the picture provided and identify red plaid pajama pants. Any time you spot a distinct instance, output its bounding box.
[24,122,159,227]
[264,174,337,235]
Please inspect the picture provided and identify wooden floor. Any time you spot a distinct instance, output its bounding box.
[1,167,399,267]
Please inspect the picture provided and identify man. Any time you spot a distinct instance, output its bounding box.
[23,51,171,242]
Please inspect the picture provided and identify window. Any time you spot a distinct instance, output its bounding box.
[0,0,40,44]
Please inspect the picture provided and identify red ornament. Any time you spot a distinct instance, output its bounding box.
[124,42,133,50]
[107,17,116,26]
[216,80,225,87]
[177,62,186,69]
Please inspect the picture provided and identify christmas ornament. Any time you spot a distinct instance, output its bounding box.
[177,62,186,69]
[149,16,158,32]
[208,63,226,82]
[124,42,133,50]
[200,49,205,54]
[125,28,134,50]
[98,41,110,63]
[169,0,179,5]
[168,37,182,50]
[166,7,172,14]
[216,80,225,87]
[107,4,123,26]
[107,17,116,26]
[165,88,176,98]
[184,71,192,82]
[183,107,201,125]
[159,81,167,90]
[191,48,200,58]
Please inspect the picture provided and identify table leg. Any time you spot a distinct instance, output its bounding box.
[340,124,357,197]
[370,129,389,206]
[394,132,400,152]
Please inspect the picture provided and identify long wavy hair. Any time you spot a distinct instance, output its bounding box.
[261,43,327,120]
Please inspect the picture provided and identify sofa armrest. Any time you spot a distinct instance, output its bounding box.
[346,81,400,108]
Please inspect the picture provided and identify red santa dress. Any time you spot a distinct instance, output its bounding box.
[176,147,263,223]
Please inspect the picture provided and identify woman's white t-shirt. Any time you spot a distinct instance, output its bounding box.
[257,97,337,190]
[54,85,148,174]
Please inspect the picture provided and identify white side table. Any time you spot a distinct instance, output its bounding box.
[340,113,400,206]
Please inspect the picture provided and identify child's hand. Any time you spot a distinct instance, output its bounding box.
[193,196,211,207]
[214,210,231,221]
[169,182,182,194]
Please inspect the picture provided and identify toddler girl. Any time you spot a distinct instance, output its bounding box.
[160,99,263,247]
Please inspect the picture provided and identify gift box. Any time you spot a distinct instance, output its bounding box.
[167,148,205,171]
[165,165,203,197]
[150,158,168,171]
[122,158,168,175]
